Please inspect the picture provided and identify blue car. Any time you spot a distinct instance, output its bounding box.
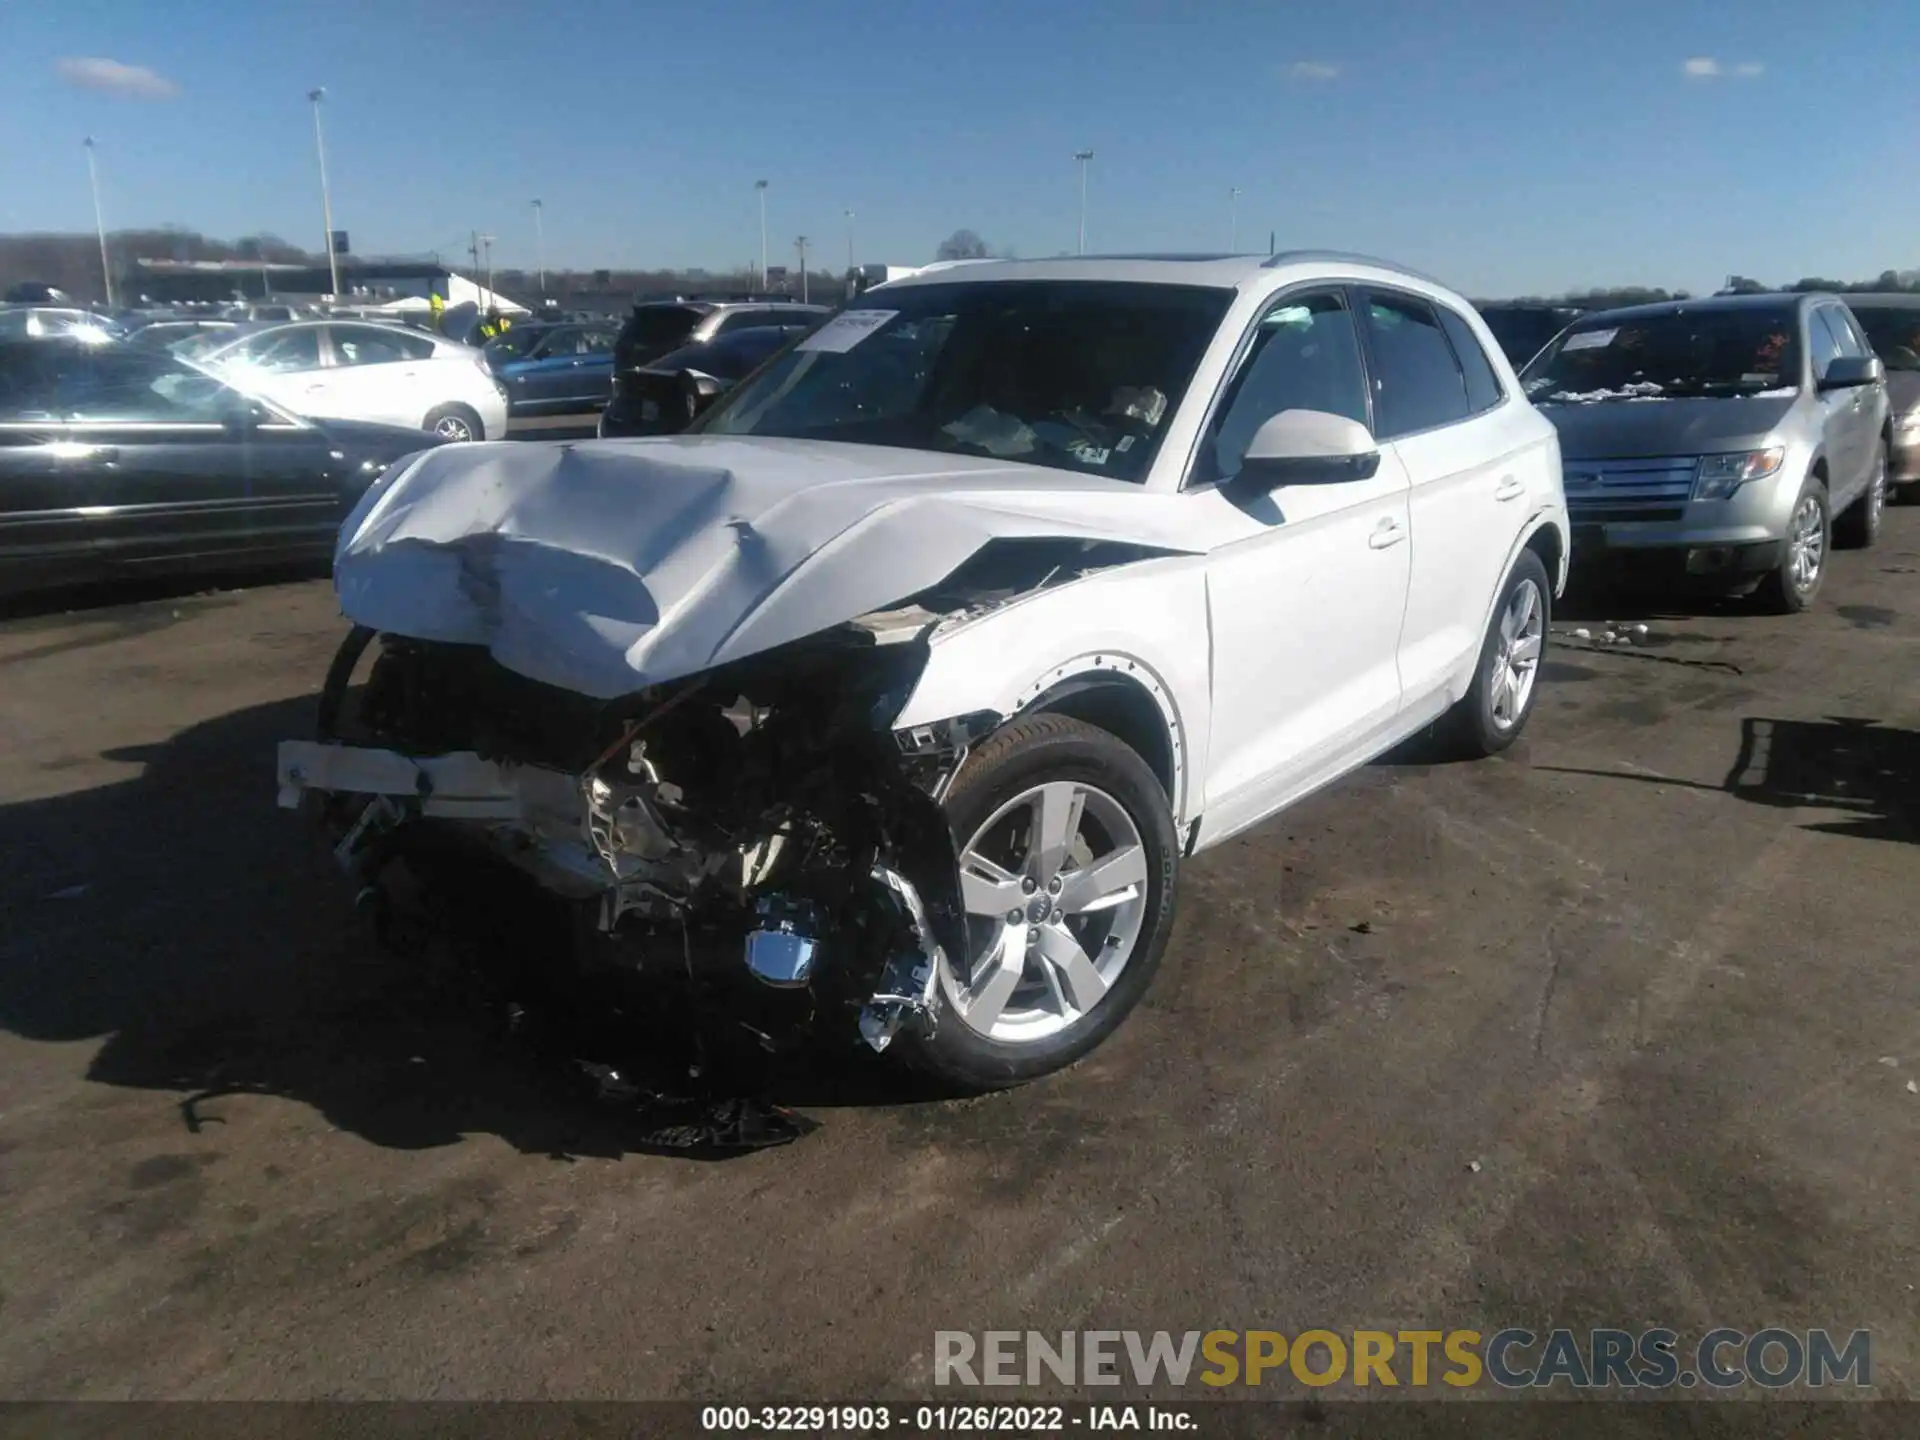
[492,322,619,416]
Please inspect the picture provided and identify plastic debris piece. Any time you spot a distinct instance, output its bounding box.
[1907,1080,1918,1095]
[1468,1159,1483,1174]
[1878,1056,1900,1067]
[1572,628,1591,640]
[1632,624,1650,637]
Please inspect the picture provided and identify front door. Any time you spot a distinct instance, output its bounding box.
[1190,287,1414,841]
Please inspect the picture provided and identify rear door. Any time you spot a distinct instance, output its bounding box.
[320,324,439,429]
[1360,290,1528,708]
[1817,305,1878,506]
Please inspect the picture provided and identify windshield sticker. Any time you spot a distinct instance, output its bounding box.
[1117,434,1136,452]
[1561,329,1618,352]
[797,309,897,353]
[1068,440,1113,466]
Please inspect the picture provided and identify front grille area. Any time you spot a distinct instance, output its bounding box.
[1562,456,1697,523]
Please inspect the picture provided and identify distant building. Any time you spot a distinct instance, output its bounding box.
[128,258,526,314]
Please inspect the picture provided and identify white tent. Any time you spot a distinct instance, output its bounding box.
[371,271,529,317]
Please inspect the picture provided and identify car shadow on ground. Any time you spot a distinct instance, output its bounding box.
[1539,715,1919,846]
[1555,571,1763,624]
[0,695,954,1164]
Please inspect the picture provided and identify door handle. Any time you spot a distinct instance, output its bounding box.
[1368,517,1407,549]
[1494,475,1526,501]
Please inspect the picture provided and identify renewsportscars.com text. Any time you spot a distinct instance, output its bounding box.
[934,1328,1872,1390]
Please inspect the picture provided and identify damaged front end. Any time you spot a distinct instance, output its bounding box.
[278,622,987,1059]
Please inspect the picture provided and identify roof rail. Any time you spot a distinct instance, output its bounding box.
[1260,249,1445,286]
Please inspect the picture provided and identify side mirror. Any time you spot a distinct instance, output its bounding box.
[1233,409,1381,489]
[1819,355,1884,392]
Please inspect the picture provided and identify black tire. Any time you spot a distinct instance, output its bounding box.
[1833,442,1887,549]
[1439,548,1552,758]
[424,403,484,442]
[1755,479,1829,614]
[897,713,1180,1091]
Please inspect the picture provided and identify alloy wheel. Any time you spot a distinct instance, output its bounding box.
[433,415,475,441]
[944,781,1150,1044]
[1490,578,1545,730]
[1787,494,1825,591]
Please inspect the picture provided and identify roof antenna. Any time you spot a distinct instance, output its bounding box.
[1268,230,1276,257]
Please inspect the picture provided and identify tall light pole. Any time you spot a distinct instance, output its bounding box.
[755,179,769,290]
[531,199,546,298]
[308,88,341,300]
[795,236,810,304]
[1229,187,1242,252]
[82,137,115,309]
[1073,150,1095,256]
[479,234,496,309]
[844,208,856,281]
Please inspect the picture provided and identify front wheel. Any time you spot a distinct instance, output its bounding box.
[1756,482,1829,613]
[897,713,1180,1091]
[1439,548,1551,758]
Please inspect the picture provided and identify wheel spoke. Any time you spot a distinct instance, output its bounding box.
[1511,633,1543,667]
[1490,664,1512,719]
[1059,844,1149,915]
[958,851,1023,917]
[1035,923,1108,1014]
[959,923,1027,1032]
[1030,782,1086,880]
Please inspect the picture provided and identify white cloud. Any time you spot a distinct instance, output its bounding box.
[1285,60,1341,82]
[1682,56,1765,80]
[56,56,179,100]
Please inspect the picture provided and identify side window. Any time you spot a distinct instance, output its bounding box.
[1437,307,1504,414]
[1361,292,1471,438]
[331,325,432,366]
[236,328,321,374]
[1826,308,1866,360]
[1202,290,1369,485]
[2,347,233,422]
[715,309,770,335]
[1808,310,1844,380]
[581,330,617,353]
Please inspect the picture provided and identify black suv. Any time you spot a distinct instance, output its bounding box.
[602,298,828,434]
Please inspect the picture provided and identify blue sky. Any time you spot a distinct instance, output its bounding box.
[7,0,1920,297]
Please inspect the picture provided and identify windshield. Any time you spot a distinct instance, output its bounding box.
[703,280,1233,483]
[652,327,795,381]
[1478,309,1573,367]
[1848,307,1920,371]
[1522,308,1801,401]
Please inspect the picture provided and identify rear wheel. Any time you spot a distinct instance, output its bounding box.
[1439,549,1550,758]
[1834,443,1887,549]
[1756,482,1828,613]
[898,714,1179,1090]
[424,403,483,442]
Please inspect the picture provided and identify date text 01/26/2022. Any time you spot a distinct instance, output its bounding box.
[699,1404,1196,1431]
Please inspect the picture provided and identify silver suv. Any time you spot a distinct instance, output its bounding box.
[1521,293,1889,611]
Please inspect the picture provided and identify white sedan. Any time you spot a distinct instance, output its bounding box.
[279,253,1569,1089]
[188,319,508,441]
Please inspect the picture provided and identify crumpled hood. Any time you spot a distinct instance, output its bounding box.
[1543,394,1802,460]
[333,436,1216,698]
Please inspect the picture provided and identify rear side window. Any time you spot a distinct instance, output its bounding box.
[233,327,322,374]
[1437,307,1504,414]
[1361,292,1471,438]
[329,325,434,366]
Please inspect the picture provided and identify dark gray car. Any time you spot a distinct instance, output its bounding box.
[1837,293,1920,499]
[1520,293,1889,612]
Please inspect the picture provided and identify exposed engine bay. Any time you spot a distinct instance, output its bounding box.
[277,537,1155,1064]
